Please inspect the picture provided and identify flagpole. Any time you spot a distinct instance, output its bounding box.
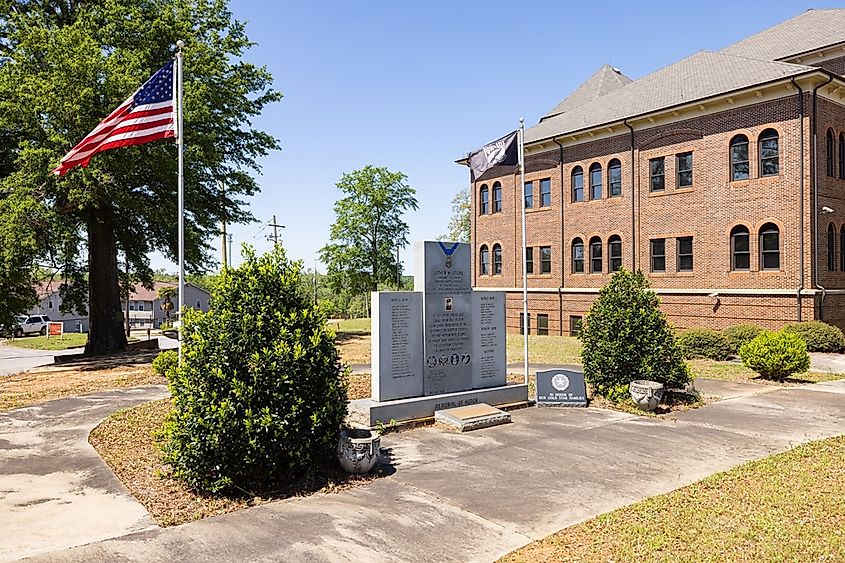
[176,40,185,363]
[519,118,528,386]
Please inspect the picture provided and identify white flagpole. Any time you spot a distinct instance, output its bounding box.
[176,40,185,363]
[519,118,528,386]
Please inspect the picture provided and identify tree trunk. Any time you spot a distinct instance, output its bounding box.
[84,208,127,356]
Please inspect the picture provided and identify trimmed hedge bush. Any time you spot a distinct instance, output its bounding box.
[722,324,765,354]
[151,350,177,377]
[782,321,845,353]
[676,328,733,361]
[581,269,690,399]
[159,246,347,494]
[739,330,810,380]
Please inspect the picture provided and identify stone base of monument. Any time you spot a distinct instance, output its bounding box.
[434,403,510,432]
[348,383,529,428]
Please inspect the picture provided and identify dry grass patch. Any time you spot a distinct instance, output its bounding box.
[0,360,164,412]
[500,436,845,562]
[90,397,385,527]
[337,332,371,365]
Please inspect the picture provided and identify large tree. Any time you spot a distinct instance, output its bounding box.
[442,187,470,243]
[320,166,418,293]
[0,0,280,355]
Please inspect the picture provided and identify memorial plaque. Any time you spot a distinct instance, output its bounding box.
[416,241,474,395]
[371,292,424,401]
[536,369,588,407]
[471,291,506,389]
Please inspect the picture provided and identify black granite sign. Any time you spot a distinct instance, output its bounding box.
[536,369,587,407]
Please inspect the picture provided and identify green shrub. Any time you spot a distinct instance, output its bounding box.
[722,324,765,354]
[676,328,733,360]
[159,246,348,495]
[151,350,177,377]
[739,330,810,380]
[782,321,845,353]
[580,269,691,399]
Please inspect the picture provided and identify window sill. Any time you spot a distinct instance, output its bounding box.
[676,271,695,276]
[526,207,553,214]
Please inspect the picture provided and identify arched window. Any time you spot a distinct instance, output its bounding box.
[479,185,489,215]
[731,225,750,271]
[759,129,779,177]
[492,244,502,274]
[840,133,845,179]
[609,235,622,272]
[730,135,749,181]
[571,166,584,202]
[492,182,502,213]
[572,238,584,273]
[828,223,836,271]
[759,223,780,270]
[589,163,602,200]
[840,226,845,271]
[589,236,602,273]
[608,159,622,197]
[827,129,835,177]
[479,245,489,275]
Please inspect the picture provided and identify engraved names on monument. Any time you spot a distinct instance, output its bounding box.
[471,291,506,389]
[371,292,423,402]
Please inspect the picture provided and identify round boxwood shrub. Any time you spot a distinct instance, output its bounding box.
[676,328,733,361]
[581,269,691,399]
[159,246,347,494]
[782,321,845,353]
[722,324,764,354]
[739,330,810,380]
[151,350,177,377]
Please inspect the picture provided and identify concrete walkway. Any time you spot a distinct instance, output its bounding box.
[0,386,169,562]
[5,378,841,563]
[0,343,82,376]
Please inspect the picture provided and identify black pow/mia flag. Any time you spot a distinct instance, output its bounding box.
[467,130,518,181]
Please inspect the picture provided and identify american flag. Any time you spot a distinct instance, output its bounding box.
[53,62,176,176]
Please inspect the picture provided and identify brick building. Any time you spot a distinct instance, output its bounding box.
[464,9,845,335]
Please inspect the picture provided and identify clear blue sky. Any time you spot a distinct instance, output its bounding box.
[153,1,843,277]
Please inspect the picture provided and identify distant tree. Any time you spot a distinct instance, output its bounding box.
[320,166,418,293]
[442,188,470,243]
[157,285,177,324]
[0,0,280,355]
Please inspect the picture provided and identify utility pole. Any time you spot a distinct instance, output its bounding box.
[313,259,318,306]
[125,255,131,338]
[268,215,285,246]
[227,233,233,268]
[396,245,400,289]
[220,180,227,272]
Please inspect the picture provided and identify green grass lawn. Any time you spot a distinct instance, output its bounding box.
[6,332,88,350]
[329,317,371,333]
[506,334,581,365]
[501,436,845,562]
[687,359,842,384]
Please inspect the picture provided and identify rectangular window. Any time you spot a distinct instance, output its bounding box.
[493,186,502,213]
[677,236,693,271]
[569,315,583,337]
[138,301,145,311]
[480,190,489,214]
[540,246,552,274]
[540,178,551,207]
[129,301,135,311]
[650,157,665,192]
[677,152,693,187]
[537,314,549,336]
[525,247,533,274]
[650,238,666,272]
[524,181,533,209]
[520,312,530,335]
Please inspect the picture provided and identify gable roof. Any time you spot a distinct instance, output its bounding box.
[542,64,632,120]
[524,50,816,144]
[129,281,210,301]
[720,9,845,62]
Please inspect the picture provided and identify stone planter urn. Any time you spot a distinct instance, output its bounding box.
[337,428,381,474]
[629,380,665,411]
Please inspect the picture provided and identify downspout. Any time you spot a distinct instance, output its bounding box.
[812,75,833,321]
[791,77,804,322]
[624,120,636,270]
[553,136,565,336]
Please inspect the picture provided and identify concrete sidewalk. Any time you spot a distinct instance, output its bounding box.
[13,379,844,563]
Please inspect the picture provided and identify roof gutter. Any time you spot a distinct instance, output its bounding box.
[791,77,805,322]
[812,73,834,321]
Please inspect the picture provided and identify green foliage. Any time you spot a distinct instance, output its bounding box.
[677,328,733,361]
[580,269,690,397]
[722,324,765,354]
[151,350,177,377]
[320,166,418,293]
[0,191,43,330]
[160,246,347,494]
[440,188,470,243]
[782,321,845,353]
[739,330,810,380]
[0,0,280,353]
